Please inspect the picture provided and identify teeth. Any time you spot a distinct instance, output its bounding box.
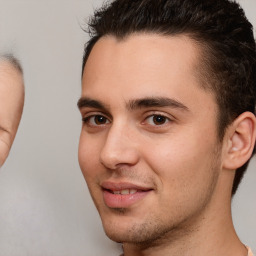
[130,189,137,194]
[121,189,129,195]
[112,189,138,195]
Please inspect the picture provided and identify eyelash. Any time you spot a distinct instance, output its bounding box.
[143,114,171,126]
[82,114,110,126]
[82,112,172,128]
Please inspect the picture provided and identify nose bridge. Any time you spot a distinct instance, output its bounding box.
[99,120,139,169]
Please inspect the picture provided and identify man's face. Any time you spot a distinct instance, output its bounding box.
[78,34,223,244]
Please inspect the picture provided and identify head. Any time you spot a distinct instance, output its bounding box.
[78,0,256,247]
[0,54,24,166]
[81,0,256,195]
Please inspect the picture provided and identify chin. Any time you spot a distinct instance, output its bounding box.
[101,213,172,245]
[104,227,145,244]
[104,225,173,248]
[101,214,143,243]
[100,213,133,242]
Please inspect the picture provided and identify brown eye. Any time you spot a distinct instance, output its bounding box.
[145,115,169,126]
[94,115,108,125]
[83,115,110,126]
[152,115,167,125]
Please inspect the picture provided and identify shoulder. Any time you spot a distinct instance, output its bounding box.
[247,246,254,256]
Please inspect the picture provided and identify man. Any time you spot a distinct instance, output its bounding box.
[0,55,24,166]
[77,0,256,255]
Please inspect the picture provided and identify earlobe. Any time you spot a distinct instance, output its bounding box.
[223,112,256,170]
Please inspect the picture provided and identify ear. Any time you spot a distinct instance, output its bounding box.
[223,112,256,170]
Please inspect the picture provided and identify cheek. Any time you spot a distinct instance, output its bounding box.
[78,133,101,179]
[142,131,220,198]
[78,133,107,211]
[143,143,220,225]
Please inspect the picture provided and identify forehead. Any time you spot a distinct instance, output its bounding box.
[0,60,22,84]
[83,34,199,80]
[81,33,214,111]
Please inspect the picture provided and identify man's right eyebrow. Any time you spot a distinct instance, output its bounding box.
[77,97,108,112]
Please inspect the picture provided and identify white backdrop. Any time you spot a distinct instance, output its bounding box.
[0,0,255,255]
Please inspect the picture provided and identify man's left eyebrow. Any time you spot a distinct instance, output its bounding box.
[127,97,189,111]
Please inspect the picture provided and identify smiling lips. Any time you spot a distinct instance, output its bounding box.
[102,182,152,208]
[112,189,138,195]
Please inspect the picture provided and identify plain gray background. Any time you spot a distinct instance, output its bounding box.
[0,0,255,255]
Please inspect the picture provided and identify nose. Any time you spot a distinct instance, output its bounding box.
[99,123,140,170]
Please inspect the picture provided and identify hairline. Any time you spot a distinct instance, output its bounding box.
[82,31,224,138]
[0,54,23,74]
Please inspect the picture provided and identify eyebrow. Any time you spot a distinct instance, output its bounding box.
[127,97,189,111]
[77,96,189,112]
[77,97,109,112]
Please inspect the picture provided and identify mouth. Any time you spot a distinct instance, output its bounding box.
[107,188,144,195]
[101,182,153,208]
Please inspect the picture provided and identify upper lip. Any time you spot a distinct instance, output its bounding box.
[101,181,152,191]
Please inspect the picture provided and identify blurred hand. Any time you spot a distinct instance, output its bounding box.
[0,58,24,166]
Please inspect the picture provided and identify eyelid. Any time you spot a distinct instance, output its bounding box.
[142,111,174,121]
[82,111,112,126]
[141,111,175,129]
[144,115,170,125]
[82,110,111,119]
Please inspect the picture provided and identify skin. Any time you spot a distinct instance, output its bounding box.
[78,34,255,256]
[0,59,24,166]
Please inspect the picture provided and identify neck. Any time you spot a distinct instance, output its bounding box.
[122,172,247,256]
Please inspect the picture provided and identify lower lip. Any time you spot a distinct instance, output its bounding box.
[103,190,151,208]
